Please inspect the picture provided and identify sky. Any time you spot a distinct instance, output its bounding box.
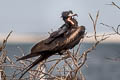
[0,0,119,34]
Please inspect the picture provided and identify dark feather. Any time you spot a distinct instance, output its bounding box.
[17,26,85,79]
[17,52,40,61]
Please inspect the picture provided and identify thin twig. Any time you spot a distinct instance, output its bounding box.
[89,11,99,41]
[0,31,13,52]
[112,2,120,10]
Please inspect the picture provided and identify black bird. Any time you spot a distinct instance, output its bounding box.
[17,10,85,79]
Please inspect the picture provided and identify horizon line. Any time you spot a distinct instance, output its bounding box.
[0,33,119,43]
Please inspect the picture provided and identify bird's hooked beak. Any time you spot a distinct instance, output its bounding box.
[68,13,78,17]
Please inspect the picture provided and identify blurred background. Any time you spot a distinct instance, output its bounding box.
[0,0,120,80]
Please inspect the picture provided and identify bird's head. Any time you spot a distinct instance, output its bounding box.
[61,10,78,20]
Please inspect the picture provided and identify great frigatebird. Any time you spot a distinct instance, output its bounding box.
[17,26,85,79]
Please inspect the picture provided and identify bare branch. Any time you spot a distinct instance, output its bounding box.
[0,31,13,52]
[101,23,120,35]
[89,11,100,41]
[112,2,120,10]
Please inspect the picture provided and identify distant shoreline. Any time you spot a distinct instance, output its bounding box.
[0,33,48,43]
[0,33,120,43]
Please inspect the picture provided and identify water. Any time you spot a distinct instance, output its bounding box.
[82,43,120,80]
[2,43,120,80]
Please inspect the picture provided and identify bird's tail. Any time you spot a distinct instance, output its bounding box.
[17,52,40,61]
[18,53,52,80]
